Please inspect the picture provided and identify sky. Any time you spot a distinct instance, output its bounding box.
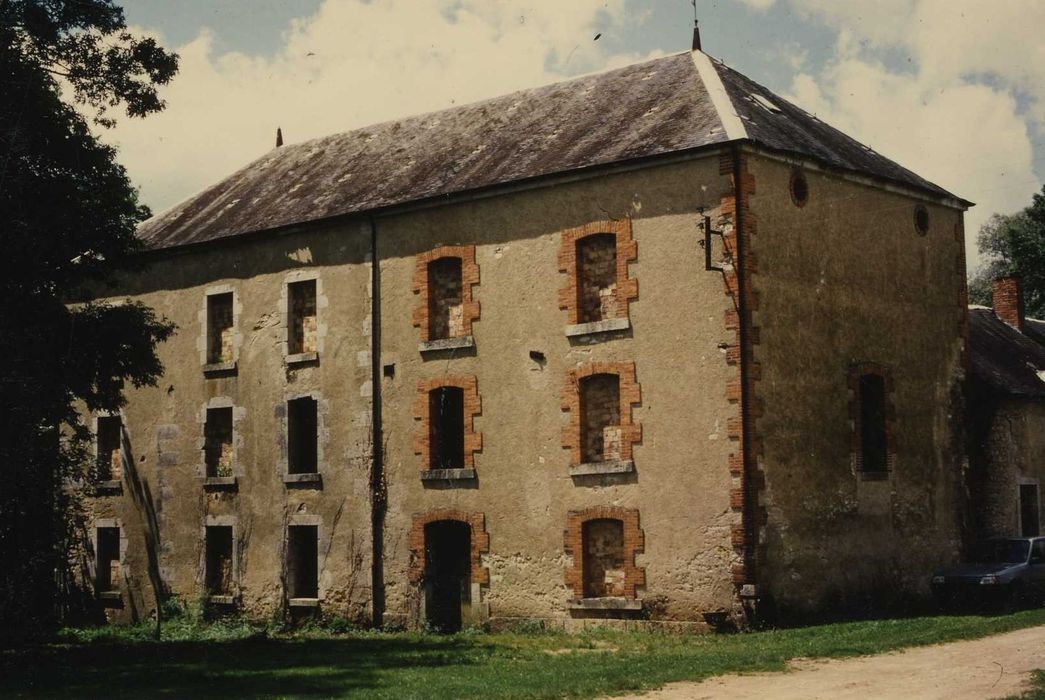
[104,0,1045,271]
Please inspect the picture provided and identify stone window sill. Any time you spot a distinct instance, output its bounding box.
[421,468,477,481]
[285,351,319,365]
[95,480,123,494]
[283,472,322,486]
[568,597,642,611]
[569,460,634,477]
[858,470,890,482]
[208,594,236,605]
[98,591,122,604]
[203,476,237,490]
[203,360,237,375]
[564,318,630,338]
[288,597,320,608]
[419,335,475,353]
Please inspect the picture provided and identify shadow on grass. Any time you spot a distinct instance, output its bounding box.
[0,635,487,699]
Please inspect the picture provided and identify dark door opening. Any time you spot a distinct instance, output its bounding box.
[1021,484,1040,537]
[423,520,471,632]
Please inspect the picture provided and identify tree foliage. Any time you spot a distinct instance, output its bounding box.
[0,0,177,638]
[969,186,1045,318]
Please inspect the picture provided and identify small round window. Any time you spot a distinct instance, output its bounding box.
[790,169,809,208]
[914,205,930,235]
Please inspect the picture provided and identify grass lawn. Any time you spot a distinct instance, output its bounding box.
[3,609,1045,699]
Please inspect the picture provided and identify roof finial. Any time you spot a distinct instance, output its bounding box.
[275,127,284,148]
[691,1,702,51]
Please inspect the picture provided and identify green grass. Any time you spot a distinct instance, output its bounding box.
[3,609,1045,699]
[1012,671,1045,699]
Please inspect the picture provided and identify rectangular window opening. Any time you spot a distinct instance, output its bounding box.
[287,525,319,599]
[204,407,234,478]
[96,416,122,481]
[428,258,464,340]
[206,292,234,364]
[576,234,618,324]
[205,526,234,595]
[429,387,464,469]
[858,374,888,474]
[580,374,621,463]
[288,280,318,355]
[1021,484,1040,537]
[582,519,625,598]
[288,397,318,474]
[96,526,120,593]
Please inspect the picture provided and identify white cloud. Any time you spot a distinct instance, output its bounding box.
[781,0,1043,268]
[735,0,778,9]
[98,0,648,214]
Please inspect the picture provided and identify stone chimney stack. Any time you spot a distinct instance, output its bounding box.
[993,276,1025,332]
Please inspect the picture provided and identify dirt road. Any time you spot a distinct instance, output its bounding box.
[613,624,1045,700]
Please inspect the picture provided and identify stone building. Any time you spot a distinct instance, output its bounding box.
[967,278,1045,542]
[80,40,971,629]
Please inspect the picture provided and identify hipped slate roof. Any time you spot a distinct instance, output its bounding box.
[138,50,966,251]
[968,308,1045,400]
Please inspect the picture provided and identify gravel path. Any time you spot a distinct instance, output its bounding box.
[612,624,1045,700]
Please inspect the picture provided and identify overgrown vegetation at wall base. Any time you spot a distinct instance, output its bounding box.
[2,610,1045,699]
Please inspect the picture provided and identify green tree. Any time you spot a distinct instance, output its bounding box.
[969,186,1045,318]
[0,0,177,638]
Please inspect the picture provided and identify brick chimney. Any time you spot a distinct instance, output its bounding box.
[993,276,1025,332]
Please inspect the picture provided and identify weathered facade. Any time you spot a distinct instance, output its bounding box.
[78,44,971,628]
[967,279,1045,544]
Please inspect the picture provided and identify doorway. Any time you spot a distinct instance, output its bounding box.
[1020,482,1040,537]
[424,520,471,632]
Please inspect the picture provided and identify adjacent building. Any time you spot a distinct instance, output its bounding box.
[967,278,1045,542]
[80,40,972,629]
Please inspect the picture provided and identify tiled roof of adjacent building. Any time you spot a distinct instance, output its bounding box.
[968,308,1045,399]
[137,50,968,251]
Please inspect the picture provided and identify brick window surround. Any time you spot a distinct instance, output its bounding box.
[564,507,644,599]
[412,245,480,343]
[561,362,641,467]
[848,362,896,477]
[408,510,490,586]
[557,219,638,326]
[413,376,482,470]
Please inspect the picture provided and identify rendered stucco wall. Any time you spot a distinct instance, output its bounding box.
[377,154,739,625]
[82,225,375,623]
[746,153,967,615]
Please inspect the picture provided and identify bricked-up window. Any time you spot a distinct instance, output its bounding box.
[288,397,318,474]
[580,374,621,463]
[558,219,638,328]
[583,519,625,597]
[205,526,233,595]
[428,257,464,340]
[564,507,644,600]
[412,246,480,345]
[576,234,617,324]
[96,526,120,593]
[858,374,888,474]
[287,525,318,599]
[96,415,122,481]
[204,407,233,478]
[206,292,234,364]
[288,280,318,355]
[562,363,640,469]
[429,387,465,469]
